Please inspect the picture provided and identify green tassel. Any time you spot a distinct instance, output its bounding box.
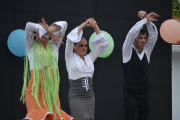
[20,52,30,103]
[20,41,62,117]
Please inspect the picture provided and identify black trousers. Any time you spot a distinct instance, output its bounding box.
[124,88,150,120]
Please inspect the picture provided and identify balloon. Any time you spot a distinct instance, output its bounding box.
[7,29,25,57]
[160,19,180,44]
[89,31,114,58]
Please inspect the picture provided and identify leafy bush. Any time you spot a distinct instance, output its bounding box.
[173,0,180,21]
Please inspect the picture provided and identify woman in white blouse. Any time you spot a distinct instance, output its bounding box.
[21,18,72,120]
[65,18,108,120]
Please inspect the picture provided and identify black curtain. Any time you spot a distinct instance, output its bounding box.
[0,0,171,119]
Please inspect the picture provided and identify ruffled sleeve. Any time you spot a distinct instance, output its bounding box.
[49,21,68,49]
[65,27,83,61]
[25,22,47,52]
[89,33,108,62]
[67,27,83,43]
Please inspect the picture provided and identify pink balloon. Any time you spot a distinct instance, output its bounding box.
[160,19,180,44]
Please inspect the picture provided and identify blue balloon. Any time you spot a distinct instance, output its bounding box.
[7,29,25,57]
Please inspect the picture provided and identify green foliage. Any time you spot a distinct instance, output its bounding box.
[172,0,180,18]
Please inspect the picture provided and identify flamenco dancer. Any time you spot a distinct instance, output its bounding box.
[65,18,108,120]
[21,18,73,120]
[122,11,159,120]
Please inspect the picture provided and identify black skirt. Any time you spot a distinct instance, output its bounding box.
[68,77,95,120]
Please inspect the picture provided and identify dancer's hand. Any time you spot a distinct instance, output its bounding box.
[85,18,97,27]
[50,33,65,44]
[138,11,147,19]
[85,19,93,27]
[90,18,97,27]
[146,12,159,21]
[78,18,97,33]
[39,18,49,31]
[91,18,101,34]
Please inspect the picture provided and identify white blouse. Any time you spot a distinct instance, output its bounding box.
[65,27,108,80]
[122,18,158,63]
[25,21,67,70]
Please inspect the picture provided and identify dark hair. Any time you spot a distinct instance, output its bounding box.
[74,37,86,46]
[34,20,42,40]
[36,20,42,24]
[73,37,87,53]
[139,28,149,38]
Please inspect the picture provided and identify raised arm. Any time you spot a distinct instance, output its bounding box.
[65,22,87,61]
[88,18,108,62]
[40,18,67,49]
[25,22,47,52]
[144,12,159,57]
[122,11,159,63]
[122,18,148,63]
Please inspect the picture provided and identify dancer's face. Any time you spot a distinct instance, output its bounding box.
[134,33,147,51]
[74,38,87,57]
[34,32,49,42]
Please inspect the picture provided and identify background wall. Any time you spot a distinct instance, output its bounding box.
[0,0,172,120]
[172,45,180,120]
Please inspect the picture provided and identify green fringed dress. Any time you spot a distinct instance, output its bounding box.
[21,22,72,120]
